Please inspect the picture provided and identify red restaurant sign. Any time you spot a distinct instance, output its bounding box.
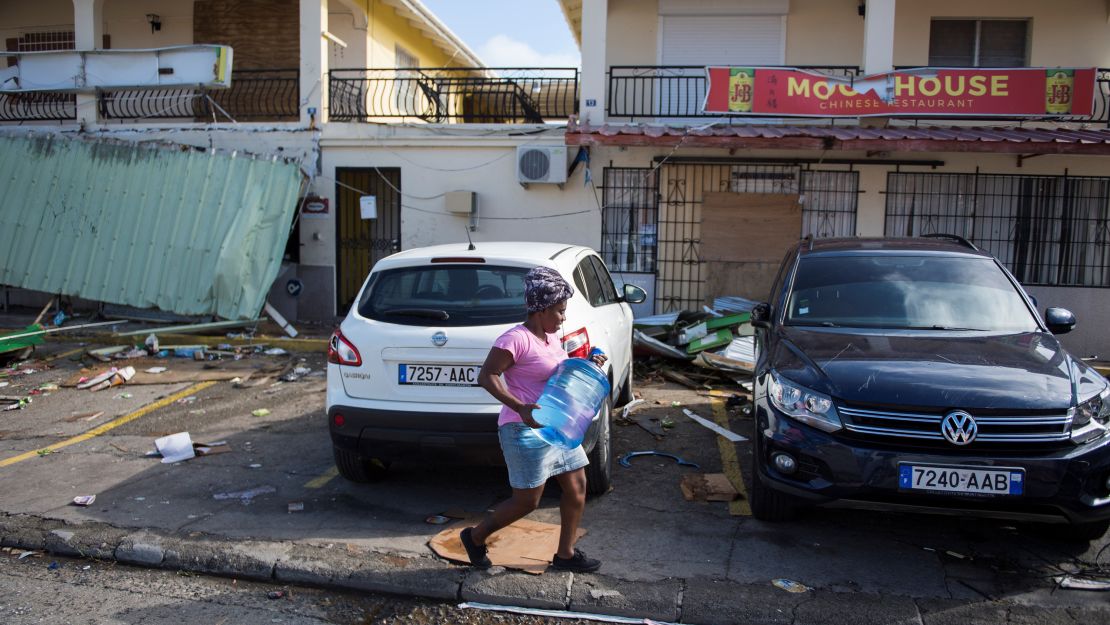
[704,67,1097,117]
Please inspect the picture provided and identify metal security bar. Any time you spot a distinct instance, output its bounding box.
[99,69,299,121]
[601,168,659,273]
[0,92,76,121]
[328,67,578,123]
[601,164,860,312]
[607,65,862,120]
[886,172,1110,287]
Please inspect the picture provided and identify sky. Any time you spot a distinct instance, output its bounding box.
[419,0,581,68]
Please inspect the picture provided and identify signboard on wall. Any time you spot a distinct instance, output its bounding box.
[704,67,1097,118]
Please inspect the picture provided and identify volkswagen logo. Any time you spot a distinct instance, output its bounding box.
[941,411,978,445]
[431,331,447,347]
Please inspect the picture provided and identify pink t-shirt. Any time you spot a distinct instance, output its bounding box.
[493,324,567,426]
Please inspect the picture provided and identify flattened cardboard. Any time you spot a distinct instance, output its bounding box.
[429,518,586,575]
[681,473,740,502]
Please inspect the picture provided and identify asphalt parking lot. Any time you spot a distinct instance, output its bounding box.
[2,336,1109,623]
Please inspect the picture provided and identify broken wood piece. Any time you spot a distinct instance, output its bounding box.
[64,411,104,423]
[660,369,704,390]
[681,473,741,502]
[634,416,666,440]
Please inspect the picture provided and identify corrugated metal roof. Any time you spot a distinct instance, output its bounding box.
[0,135,303,320]
[566,119,1110,154]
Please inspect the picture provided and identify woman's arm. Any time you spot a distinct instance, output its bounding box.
[478,346,540,428]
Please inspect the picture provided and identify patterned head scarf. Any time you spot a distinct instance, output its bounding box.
[524,266,574,313]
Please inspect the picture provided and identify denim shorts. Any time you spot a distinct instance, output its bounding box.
[498,422,589,490]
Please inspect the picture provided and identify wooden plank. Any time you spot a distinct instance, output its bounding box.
[700,192,801,300]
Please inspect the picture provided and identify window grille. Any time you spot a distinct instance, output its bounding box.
[885,172,1110,287]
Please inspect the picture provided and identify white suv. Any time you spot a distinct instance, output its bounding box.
[326,241,646,496]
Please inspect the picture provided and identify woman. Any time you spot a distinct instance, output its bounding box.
[460,266,606,573]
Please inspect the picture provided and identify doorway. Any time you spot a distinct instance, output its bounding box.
[335,167,402,313]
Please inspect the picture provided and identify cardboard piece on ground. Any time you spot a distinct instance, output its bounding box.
[154,432,195,463]
[429,518,586,575]
[681,473,740,502]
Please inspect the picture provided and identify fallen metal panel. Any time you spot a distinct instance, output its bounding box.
[0,135,303,320]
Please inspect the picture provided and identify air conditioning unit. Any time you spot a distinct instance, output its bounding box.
[517,146,567,187]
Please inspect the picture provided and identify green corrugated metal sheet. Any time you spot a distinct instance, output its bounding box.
[0,135,303,320]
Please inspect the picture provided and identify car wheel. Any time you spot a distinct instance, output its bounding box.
[333,445,389,483]
[1067,519,1110,542]
[585,397,613,497]
[616,362,635,406]
[750,462,797,521]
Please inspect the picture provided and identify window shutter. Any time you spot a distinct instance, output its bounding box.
[928,20,976,67]
[978,21,1028,67]
[661,15,783,65]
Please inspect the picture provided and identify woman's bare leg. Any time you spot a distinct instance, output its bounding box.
[552,468,587,559]
[469,484,544,545]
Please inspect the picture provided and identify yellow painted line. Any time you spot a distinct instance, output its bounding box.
[303,466,339,489]
[0,381,218,468]
[710,397,752,516]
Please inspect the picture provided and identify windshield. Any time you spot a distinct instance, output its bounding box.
[358,264,528,326]
[785,255,1039,332]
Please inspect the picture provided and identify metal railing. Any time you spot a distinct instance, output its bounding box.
[608,66,1110,126]
[328,67,578,123]
[0,92,76,122]
[98,68,299,122]
[607,65,863,121]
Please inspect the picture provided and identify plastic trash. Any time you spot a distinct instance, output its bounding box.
[532,355,611,449]
[772,578,811,593]
[72,495,96,506]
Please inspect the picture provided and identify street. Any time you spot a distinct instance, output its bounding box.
[1,336,1109,624]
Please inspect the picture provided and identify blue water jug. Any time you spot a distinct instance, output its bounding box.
[532,355,611,449]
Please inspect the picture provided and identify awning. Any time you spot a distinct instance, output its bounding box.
[0,134,303,320]
[566,119,1110,155]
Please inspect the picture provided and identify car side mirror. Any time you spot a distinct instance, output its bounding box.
[751,302,772,329]
[1045,307,1076,335]
[622,284,647,304]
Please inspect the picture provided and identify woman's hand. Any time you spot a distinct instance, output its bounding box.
[589,352,607,367]
[518,403,542,428]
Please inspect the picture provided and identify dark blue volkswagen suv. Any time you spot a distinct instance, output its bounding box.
[749,235,1110,540]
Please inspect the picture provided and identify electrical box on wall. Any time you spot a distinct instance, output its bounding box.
[517,146,567,187]
[444,191,475,214]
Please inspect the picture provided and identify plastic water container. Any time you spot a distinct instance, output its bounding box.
[532,355,611,449]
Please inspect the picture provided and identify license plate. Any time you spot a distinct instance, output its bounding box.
[898,464,1024,496]
[398,364,480,387]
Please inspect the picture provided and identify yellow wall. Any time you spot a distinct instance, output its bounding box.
[605,0,1110,69]
[785,0,862,66]
[894,0,1110,67]
[365,0,458,68]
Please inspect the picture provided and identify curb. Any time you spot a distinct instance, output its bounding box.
[2,512,1107,624]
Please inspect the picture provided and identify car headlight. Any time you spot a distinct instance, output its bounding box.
[767,371,842,433]
[1071,387,1110,443]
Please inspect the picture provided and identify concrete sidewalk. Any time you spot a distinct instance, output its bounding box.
[1,511,1105,625]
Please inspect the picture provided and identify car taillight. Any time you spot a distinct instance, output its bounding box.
[328,330,362,366]
[562,327,591,359]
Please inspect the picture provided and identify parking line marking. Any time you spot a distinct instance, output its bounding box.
[0,381,217,469]
[304,466,339,489]
[711,398,752,516]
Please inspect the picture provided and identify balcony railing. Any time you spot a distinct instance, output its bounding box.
[0,92,76,122]
[328,67,578,123]
[608,65,1110,126]
[98,68,299,122]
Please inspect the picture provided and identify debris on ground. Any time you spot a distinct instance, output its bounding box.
[212,485,276,505]
[680,473,740,502]
[251,408,271,417]
[430,517,585,574]
[1057,576,1110,591]
[682,408,748,442]
[287,502,305,513]
[425,515,450,525]
[72,495,96,506]
[772,578,812,593]
[153,432,196,463]
[618,450,700,469]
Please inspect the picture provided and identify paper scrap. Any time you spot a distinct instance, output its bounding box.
[154,432,196,464]
[72,495,96,506]
[213,485,276,505]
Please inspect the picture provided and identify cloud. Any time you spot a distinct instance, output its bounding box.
[477,34,580,68]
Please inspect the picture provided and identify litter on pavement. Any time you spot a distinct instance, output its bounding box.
[72,495,96,506]
[682,408,748,442]
[618,451,700,469]
[680,473,740,502]
[154,432,196,463]
[1057,576,1110,591]
[772,578,812,593]
[212,485,276,505]
[459,602,683,625]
